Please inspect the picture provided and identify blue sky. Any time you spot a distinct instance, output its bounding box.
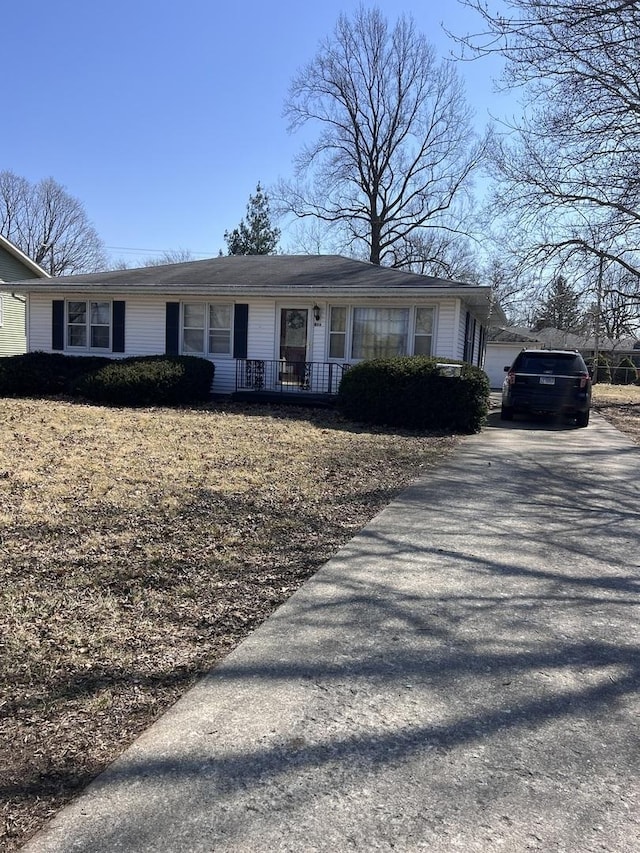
[4,1,509,267]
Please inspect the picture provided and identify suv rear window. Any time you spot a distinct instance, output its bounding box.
[513,352,587,375]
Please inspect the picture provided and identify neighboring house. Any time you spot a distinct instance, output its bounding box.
[0,234,49,356]
[487,324,640,388]
[12,255,505,397]
[485,326,543,389]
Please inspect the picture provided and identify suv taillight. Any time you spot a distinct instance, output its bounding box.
[506,369,516,386]
[579,372,590,389]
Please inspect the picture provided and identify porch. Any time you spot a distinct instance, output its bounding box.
[233,359,350,405]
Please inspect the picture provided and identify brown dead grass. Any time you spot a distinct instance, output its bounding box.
[4,389,639,849]
[591,383,640,443]
[0,398,459,850]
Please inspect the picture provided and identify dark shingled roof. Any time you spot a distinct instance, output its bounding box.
[8,253,472,292]
[489,326,542,344]
[10,254,505,321]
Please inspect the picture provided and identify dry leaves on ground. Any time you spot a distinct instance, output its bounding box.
[591,383,640,443]
[3,387,639,850]
[0,398,458,850]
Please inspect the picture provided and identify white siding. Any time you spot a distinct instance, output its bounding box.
[455,304,487,365]
[124,298,166,355]
[28,294,239,394]
[433,299,458,359]
[247,300,278,360]
[0,292,27,355]
[210,360,236,393]
[27,293,51,352]
[310,302,327,363]
[248,300,330,363]
[26,293,485,394]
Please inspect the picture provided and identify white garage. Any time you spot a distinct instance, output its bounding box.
[484,328,542,389]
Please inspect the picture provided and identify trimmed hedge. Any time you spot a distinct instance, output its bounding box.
[77,355,215,405]
[337,356,489,433]
[0,352,111,396]
[0,352,214,406]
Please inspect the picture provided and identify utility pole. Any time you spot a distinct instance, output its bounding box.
[593,251,604,384]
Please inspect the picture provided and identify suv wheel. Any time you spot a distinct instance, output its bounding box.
[575,410,590,428]
[500,405,514,421]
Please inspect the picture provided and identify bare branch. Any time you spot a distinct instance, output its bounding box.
[0,171,106,275]
[453,1,640,283]
[278,6,488,266]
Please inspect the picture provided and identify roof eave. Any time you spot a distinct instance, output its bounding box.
[0,234,50,279]
[12,281,496,305]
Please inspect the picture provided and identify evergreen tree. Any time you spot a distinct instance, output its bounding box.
[532,277,586,332]
[224,183,280,255]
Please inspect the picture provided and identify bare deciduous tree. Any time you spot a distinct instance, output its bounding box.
[143,248,195,267]
[0,171,107,275]
[592,265,640,340]
[278,6,490,267]
[453,1,640,278]
[387,230,481,282]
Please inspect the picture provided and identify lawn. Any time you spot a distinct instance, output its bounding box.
[2,386,638,850]
[591,382,640,442]
[0,398,458,850]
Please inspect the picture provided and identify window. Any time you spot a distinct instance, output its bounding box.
[352,307,409,359]
[329,306,347,358]
[328,305,437,361]
[67,301,111,350]
[91,302,111,348]
[516,352,587,375]
[414,307,434,355]
[209,304,232,354]
[182,303,233,356]
[182,303,205,353]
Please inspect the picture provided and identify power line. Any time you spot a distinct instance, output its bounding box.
[106,245,215,257]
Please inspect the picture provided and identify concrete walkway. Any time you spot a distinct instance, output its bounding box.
[22,411,640,852]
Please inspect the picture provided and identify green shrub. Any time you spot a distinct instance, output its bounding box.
[76,355,215,406]
[612,356,637,385]
[0,351,111,397]
[0,352,214,406]
[337,356,489,433]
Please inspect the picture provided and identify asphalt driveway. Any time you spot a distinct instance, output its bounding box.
[22,410,640,852]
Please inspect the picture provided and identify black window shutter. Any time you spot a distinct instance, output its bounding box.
[477,324,485,367]
[463,311,472,362]
[165,302,180,355]
[233,304,249,359]
[52,300,65,350]
[112,301,126,353]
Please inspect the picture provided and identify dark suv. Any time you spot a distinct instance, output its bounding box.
[501,349,592,427]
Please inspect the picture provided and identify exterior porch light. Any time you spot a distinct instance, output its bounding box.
[313,304,321,323]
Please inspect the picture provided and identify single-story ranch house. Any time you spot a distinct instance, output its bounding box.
[12,254,505,397]
[0,233,49,356]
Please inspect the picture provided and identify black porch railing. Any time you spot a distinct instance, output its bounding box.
[236,359,350,395]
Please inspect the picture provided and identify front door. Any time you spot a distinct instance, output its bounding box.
[279,308,309,385]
